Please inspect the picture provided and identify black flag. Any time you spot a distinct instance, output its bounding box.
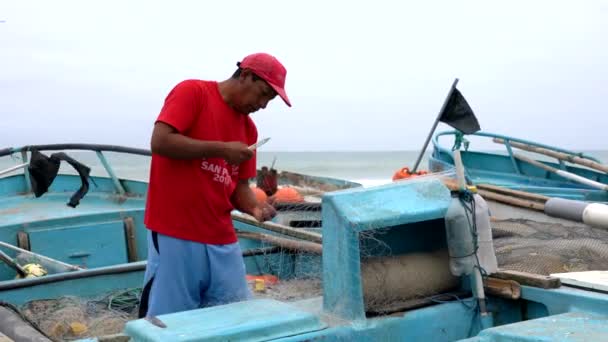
[439,89,480,134]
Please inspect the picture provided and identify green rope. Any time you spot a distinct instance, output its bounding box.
[451,131,470,151]
[106,288,142,313]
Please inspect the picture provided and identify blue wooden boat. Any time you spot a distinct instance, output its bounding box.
[2,144,608,341]
[0,144,349,340]
[430,130,608,203]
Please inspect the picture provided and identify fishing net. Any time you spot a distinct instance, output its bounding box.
[354,172,468,315]
[491,218,608,275]
[18,160,608,339]
[20,289,141,341]
[250,277,323,302]
[243,171,463,315]
[238,224,324,302]
[237,166,342,302]
[19,276,325,341]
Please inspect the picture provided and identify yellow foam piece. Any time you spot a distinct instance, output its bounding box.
[70,322,88,335]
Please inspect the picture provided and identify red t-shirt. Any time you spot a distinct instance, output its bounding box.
[144,79,258,244]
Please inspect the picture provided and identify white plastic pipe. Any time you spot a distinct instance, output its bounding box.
[514,153,608,191]
[582,203,608,229]
[0,162,28,177]
[554,170,608,191]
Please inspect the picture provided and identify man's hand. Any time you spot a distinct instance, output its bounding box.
[251,202,277,222]
[222,142,254,165]
[232,179,275,222]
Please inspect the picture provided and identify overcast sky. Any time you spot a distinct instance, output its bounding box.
[1,1,606,151]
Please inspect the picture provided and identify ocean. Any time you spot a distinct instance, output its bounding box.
[256,150,608,187]
[2,150,607,188]
[256,151,427,187]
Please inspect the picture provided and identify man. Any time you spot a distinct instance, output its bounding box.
[139,52,291,318]
[256,166,278,196]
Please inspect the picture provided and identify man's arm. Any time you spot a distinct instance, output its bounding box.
[232,179,276,222]
[151,122,253,165]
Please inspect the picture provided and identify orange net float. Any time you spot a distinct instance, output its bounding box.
[392,167,428,181]
[271,187,304,203]
[250,185,268,203]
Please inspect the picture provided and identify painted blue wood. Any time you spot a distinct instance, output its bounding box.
[0,264,146,306]
[148,285,608,342]
[520,285,608,315]
[27,220,128,268]
[0,197,146,280]
[323,179,451,230]
[124,299,327,341]
[322,179,452,321]
[273,300,481,342]
[0,262,19,280]
[0,175,26,196]
[0,194,145,228]
[462,312,608,342]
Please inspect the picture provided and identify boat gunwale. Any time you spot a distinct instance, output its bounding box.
[432,130,603,163]
[0,261,147,291]
[0,144,152,158]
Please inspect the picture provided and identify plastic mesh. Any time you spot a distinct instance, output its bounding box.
[492,219,608,275]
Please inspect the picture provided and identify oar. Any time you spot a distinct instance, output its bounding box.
[0,248,27,278]
[494,138,608,174]
[514,153,608,191]
[476,183,550,202]
[477,189,545,212]
[0,241,83,271]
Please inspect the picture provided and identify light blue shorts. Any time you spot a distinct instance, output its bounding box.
[139,230,251,318]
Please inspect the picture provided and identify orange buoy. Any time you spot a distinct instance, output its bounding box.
[272,187,304,203]
[251,185,268,203]
[392,167,429,181]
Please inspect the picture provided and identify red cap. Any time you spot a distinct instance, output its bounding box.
[238,53,291,107]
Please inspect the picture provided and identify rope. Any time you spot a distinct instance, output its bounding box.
[459,191,488,278]
[452,131,470,151]
[106,288,142,313]
[428,293,477,311]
